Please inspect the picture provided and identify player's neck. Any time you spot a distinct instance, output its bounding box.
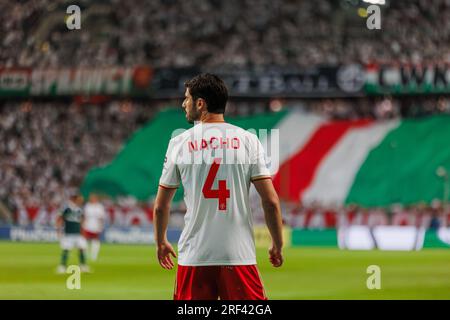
[199,112,225,123]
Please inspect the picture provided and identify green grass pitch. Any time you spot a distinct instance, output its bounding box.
[0,241,449,299]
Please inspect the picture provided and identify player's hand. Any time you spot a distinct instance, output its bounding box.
[269,245,283,267]
[156,241,177,270]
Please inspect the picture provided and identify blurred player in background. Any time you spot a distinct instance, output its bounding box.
[154,74,284,300]
[83,194,106,261]
[56,194,90,273]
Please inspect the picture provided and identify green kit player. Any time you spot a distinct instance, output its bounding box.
[56,194,90,274]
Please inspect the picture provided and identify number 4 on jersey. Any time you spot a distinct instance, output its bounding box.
[202,158,230,211]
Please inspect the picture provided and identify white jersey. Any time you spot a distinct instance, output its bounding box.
[83,203,106,233]
[159,122,271,266]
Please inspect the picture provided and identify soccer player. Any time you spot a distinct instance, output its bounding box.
[83,194,106,261]
[56,194,89,273]
[153,74,284,300]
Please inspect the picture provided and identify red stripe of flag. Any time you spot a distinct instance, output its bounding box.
[273,119,372,203]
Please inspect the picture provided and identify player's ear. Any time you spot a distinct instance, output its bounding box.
[197,98,207,112]
[195,98,201,109]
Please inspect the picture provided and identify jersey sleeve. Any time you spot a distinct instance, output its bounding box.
[59,206,69,217]
[159,137,181,189]
[250,135,271,182]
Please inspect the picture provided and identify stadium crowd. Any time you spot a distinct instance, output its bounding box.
[0,101,157,223]
[1,0,449,69]
[281,202,450,230]
[306,96,450,120]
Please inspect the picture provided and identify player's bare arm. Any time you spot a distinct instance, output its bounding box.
[253,178,284,268]
[153,186,178,270]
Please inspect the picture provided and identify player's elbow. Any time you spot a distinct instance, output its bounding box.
[261,195,280,212]
[153,205,170,218]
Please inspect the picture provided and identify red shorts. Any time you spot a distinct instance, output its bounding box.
[82,230,100,240]
[174,265,267,300]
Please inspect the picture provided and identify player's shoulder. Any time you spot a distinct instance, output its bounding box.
[86,202,104,210]
[84,203,94,211]
[225,123,260,143]
[60,203,71,214]
[167,128,192,146]
[220,122,258,138]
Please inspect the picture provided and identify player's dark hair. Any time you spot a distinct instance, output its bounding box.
[184,73,228,114]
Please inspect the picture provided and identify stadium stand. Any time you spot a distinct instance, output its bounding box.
[1,0,450,68]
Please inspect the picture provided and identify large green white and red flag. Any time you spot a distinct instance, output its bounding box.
[83,108,450,207]
[267,110,450,207]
